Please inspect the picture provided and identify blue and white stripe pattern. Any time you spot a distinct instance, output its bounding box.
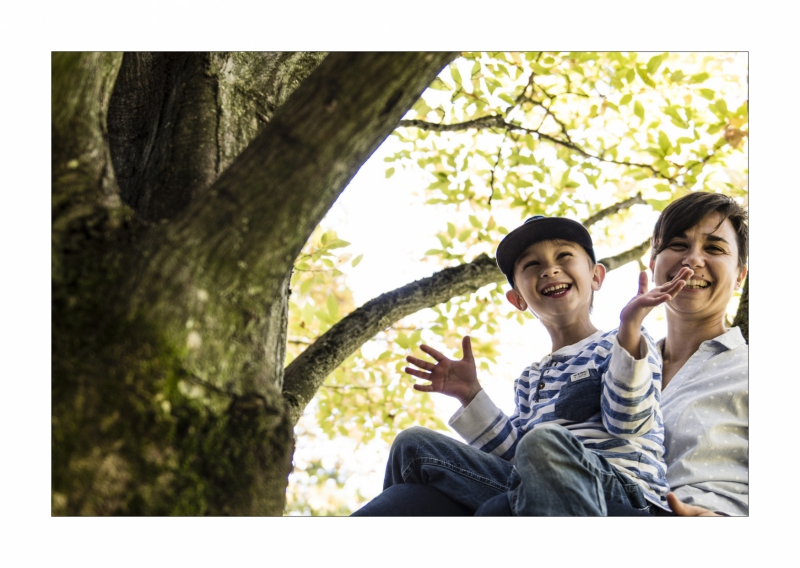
[450,328,669,509]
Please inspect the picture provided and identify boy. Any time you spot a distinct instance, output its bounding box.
[394,215,691,515]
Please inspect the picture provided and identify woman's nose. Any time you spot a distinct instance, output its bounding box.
[682,246,705,268]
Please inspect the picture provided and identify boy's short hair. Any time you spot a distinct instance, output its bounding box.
[651,192,748,268]
[496,215,596,287]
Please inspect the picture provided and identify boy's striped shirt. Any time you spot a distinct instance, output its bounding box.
[450,328,669,509]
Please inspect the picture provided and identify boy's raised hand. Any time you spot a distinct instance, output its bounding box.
[617,267,693,358]
[405,336,482,407]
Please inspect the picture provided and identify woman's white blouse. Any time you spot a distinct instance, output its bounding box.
[660,327,749,515]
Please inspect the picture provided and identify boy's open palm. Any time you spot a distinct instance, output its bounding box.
[405,336,482,407]
[621,267,693,328]
[617,267,693,358]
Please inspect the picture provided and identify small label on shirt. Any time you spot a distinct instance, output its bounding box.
[570,370,591,382]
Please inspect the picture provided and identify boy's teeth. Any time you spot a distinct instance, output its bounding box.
[543,283,569,295]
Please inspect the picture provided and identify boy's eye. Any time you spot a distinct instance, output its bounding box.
[557,252,572,259]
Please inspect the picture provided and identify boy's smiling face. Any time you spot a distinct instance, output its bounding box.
[506,238,605,326]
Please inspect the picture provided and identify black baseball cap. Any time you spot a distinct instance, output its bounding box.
[496,215,596,286]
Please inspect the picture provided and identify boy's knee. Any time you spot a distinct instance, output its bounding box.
[516,423,576,461]
[390,426,446,459]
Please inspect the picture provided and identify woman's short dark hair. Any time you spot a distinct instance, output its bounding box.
[651,191,748,268]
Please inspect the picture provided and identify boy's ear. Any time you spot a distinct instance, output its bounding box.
[591,262,606,291]
[505,289,527,311]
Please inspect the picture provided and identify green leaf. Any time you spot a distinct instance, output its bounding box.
[636,66,655,88]
[447,222,456,238]
[327,295,339,319]
[646,54,663,75]
[634,100,645,122]
[396,332,409,349]
[670,70,685,82]
[714,99,729,117]
[690,72,710,83]
[626,68,635,83]
[428,77,451,91]
[325,238,351,250]
[469,215,482,228]
[451,65,462,87]
[351,254,363,267]
[699,88,715,100]
[619,93,632,105]
[385,167,395,179]
[458,229,471,242]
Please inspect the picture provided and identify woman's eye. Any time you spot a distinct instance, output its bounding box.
[668,242,687,250]
[706,246,725,253]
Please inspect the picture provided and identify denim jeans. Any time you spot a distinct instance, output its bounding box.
[353,424,651,516]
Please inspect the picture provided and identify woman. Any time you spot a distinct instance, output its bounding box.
[352,191,748,516]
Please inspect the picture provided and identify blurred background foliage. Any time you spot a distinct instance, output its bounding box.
[284,51,747,515]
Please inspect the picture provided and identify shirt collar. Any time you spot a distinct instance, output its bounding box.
[656,326,746,354]
[550,329,605,359]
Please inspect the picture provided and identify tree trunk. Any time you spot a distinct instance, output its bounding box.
[52,51,457,515]
[732,274,748,343]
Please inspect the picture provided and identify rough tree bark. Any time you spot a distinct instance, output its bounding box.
[52,51,457,515]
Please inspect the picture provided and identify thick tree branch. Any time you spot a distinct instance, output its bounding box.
[731,275,748,343]
[142,52,458,300]
[583,193,647,228]
[598,238,651,271]
[52,52,126,282]
[125,52,458,396]
[283,234,655,424]
[282,254,503,424]
[398,116,676,182]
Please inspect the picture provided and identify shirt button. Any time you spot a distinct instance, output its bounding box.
[538,382,545,389]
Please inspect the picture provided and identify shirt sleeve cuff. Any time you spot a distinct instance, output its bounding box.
[448,389,503,442]
[609,334,652,391]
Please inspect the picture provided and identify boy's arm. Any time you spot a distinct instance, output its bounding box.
[602,328,660,438]
[602,268,694,438]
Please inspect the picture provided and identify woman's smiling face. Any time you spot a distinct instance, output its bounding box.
[650,213,747,321]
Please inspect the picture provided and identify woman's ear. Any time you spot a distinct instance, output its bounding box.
[735,265,748,289]
[505,289,527,311]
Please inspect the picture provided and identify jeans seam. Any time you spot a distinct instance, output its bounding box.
[403,457,508,492]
